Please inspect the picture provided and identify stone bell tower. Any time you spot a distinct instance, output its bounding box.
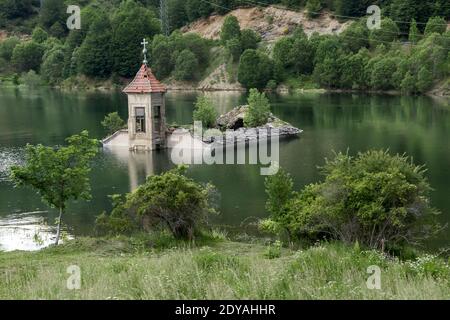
[123,39,167,151]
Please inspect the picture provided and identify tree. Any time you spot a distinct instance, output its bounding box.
[244,88,271,127]
[151,35,174,79]
[186,0,213,22]
[306,0,322,18]
[0,36,20,61]
[11,41,44,72]
[400,71,416,94]
[408,19,420,44]
[264,167,294,225]
[369,57,398,90]
[424,16,447,36]
[41,47,65,84]
[111,0,161,77]
[220,15,241,45]
[226,38,242,62]
[39,0,65,28]
[101,112,125,135]
[313,56,341,88]
[340,21,369,53]
[10,131,99,245]
[32,27,49,44]
[98,166,217,240]
[238,49,274,90]
[77,14,113,78]
[174,49,198,81]
[0,0,33,19]
[240,29,261,51]
[193,95,218,128]
[263,150,440,251]
[417,66,433,93]
[369,18,400,47]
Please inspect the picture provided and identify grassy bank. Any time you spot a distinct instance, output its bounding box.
[0,234,449,300]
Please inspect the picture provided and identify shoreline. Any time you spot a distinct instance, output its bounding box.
[1,82,449,98]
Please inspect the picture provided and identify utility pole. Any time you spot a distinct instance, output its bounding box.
[160,0,170,36]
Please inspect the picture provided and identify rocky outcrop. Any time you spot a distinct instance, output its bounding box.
[203,106,302,147]
[182,6,351,42]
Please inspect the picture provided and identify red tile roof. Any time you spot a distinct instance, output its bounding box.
[123,64,167,94]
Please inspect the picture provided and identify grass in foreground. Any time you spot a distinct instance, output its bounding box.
[0,233,449,300]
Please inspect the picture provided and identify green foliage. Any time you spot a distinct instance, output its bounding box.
[41,46,65,84]
[340,21,369,53]
[32,27,49,44]
[240,29,261,51]
[0,0,33,19]
[238,49,274,90]
[369,57,398,90]
[39,0,65,28]
[264,240,282,259]
[11,41,44,72]
[77,13,113,78]
[424,16,447,36]
[174,49,198,81]
[408,19,420,44]
[111,0,161,77]
[400,71,416,94]
[265,167,294,222]
[101,112,125,135]
[20,69,42,87]
[244,88,271,127]
[194,248,246,272]
[273,28,314,77]
[151,32,210,80]
[220,15,241,45]
[10,131,99,245]
[226,38,242,62]
[369,18,400,47]
[193,95,218,128]
[264,150,441,251]
[97,166,217,240]
[186,0,213,22]
[0,36,19,61]
[417,66,433,93]
[306,0,322,18]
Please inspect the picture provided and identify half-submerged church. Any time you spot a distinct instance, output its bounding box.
[103,39,167,151]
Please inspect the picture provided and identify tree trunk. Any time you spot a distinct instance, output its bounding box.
[55,207,63,245]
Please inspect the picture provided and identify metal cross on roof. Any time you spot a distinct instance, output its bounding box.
[141,38,149,65]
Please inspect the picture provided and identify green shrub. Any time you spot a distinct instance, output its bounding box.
[244,88,271,127]
[174,49,198,81]
[96,166,218,240]
[264,240,282,259]
[0,36,20,61]
[264,151,441,251]
[406,254,450,279]
[11,41,44,72]
[101,112,125,136]
[424,16,447,36]
[31,27,48,43]
[193,95,218,128]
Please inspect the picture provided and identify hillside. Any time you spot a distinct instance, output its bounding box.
[182,6,351,43]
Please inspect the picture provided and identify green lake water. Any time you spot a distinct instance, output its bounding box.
[0,87,449,251]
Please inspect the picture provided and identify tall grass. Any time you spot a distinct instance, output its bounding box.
[0,236,449,300]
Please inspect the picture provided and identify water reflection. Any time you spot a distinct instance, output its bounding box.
[0,211,72,251]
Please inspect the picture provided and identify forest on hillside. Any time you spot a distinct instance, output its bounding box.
[0,0,449,94]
